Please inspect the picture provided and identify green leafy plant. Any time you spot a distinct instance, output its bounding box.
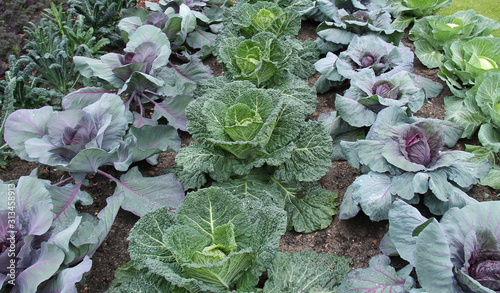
[221,1,302,39]
[21,19,80,95]
[388,0,452,30]
[43,2,111,57]
[217,32,293,87]
[438,36,500,98]
[68,0,137,46]
[445,71,500,189]
[0,0,63,75]
[175,79,338,232]
[107,187,351,292]
[409,10,500,68]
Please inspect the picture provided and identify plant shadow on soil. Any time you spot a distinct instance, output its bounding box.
[1,17,499,293]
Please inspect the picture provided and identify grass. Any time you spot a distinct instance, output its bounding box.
[438,0,500,37]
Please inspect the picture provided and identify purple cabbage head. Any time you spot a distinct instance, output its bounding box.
[4,94,129,173]
[398,123,444,169]
[335,70,442,127]
[336,35,414,80]
[340,200,500,291]
[338,107,489,221]
[379,200,500,292]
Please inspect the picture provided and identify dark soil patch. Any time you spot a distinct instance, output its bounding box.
[0,4,499,293]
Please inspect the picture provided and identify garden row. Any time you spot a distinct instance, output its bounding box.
[0,0,499,291]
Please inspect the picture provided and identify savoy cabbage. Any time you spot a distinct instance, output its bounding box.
[175,78,338,232]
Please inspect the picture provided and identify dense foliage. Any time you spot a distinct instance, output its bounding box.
[0,176,122,292]
[340,200,500,292]
[107,187,351,292]
[1,0,499,290]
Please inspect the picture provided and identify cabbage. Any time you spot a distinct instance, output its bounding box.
[340,200,500,292]
[335,70,442,127]
[409,10,500,68]
[438,37,500,98]
[338,106,489,221]
[315,35,414,93]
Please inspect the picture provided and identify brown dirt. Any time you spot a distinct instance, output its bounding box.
[1,11,499,293]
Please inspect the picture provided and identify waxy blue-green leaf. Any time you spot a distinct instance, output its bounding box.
[68,192,124,264]
[4,106,53,161]
[113,167,184,217]
[337,254,415,292]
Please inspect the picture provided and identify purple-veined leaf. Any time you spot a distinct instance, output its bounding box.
[15,176,51,215]
[61,87,111,110]
[74,54,125,88]
[338,184,360,220]
[157,58,212,97]
[69,192,124,264]
[4,106,53,161]
[38,256,92,293]
[56,148,118,173]
[351,172,394,221]
[129,124,181,158]
[337,254,415,292]
[102,167,185,217]
[387,200,429,266]
[150,95,193,131]
[45,182,93,229]
[415,219,456,292]
[24,202,53,236]
[186,27,217,49]
[125,25,170,54]
[119,71,164,94]
[15,243,66,293]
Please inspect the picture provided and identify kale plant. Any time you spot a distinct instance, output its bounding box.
[175,79,338,232]
[0,175,123,292]
[68,0,137,46]
[4,93,185,217]
[438,36,500,98]
[409,10,500,68]
[445,71,500,189]
[340,200,500,292]
[339,106,489,221]
[315,35,414,93]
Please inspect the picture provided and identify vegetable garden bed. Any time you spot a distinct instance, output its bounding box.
[0,0,499,292]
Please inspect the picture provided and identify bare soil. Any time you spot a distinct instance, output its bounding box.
[0,7,499,293]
